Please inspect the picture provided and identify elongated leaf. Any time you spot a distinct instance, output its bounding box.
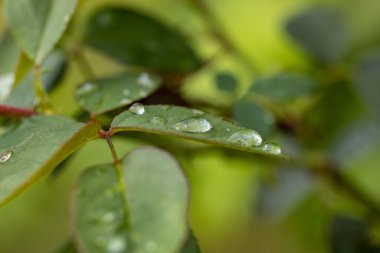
[75,72,161,114]
[74,147,189,253]
[83,7,200,72]
[250,73,317,102]
[285,7,348,63]
[0,115,100,206]
[0,33,20,102]
[111,105,285,157]
[4,0,77,63]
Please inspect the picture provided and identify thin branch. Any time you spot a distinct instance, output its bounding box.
[0,104,37,117]
[98,129,130,228]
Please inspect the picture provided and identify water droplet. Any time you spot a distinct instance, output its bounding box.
[173,117,213,133]
[260,142,282,155]
[226,128,231,132]
[192,109,205,115]
[150,116,167,125]
[137,73,154,87]
[106,236,126,253]
[123,89,130,96]
[138,90,148,97]
[120,98,131,105]
[77,83,96,95]
[227,129,262,147]
[0,150,12,163]
[129,103,145,115]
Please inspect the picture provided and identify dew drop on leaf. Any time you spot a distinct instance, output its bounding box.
[260,142,282,154]
[119,98,132,105]
[227,129,262,147]
[137,73,154,87]
[173,117,213,133]
[0,150,13,163]
[192,109,205,115]
[150,116,167,125]
[77,82,96,95]
[129,103,145,115]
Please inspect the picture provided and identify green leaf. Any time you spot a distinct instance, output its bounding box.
[0,115,100,206]
[285,7,348,63]
[74,147,189,253]
[74,163,129,253]
[4,0,77,64]
[233,99,275,138]
[0,33,20,102]
[111,105,285,157]
[83,7,200,72]
[181,231,202,253]
[5,50,67,108]
[250,73,317,102]
[75,72,161,114]
[214,72,238,93]
[123,147,189,253]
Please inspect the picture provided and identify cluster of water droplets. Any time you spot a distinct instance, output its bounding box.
[126,103,282,154]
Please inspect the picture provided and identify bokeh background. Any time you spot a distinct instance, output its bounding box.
[1,0,380,252]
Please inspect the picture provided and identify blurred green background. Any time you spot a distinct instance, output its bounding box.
[1,0,380,252]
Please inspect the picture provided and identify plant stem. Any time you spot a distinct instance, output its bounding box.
[98,129,130,228]
[34,65,52,112]
[188,0,260,74]
[0,104,37,117]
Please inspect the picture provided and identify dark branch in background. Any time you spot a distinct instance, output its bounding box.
[0,104,37,117]
[188,0,260,74]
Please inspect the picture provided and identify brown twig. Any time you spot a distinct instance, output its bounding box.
[0,104,37,117]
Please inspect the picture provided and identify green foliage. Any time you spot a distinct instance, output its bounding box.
[4,0,77,63]
[1,1,380,253]
[83,7,200,72]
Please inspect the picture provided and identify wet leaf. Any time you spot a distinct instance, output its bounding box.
[83,7,200,72]
[75,72,161,114]
[0,115,100,206]
[74,147,189,253]
[4,0,77,63]
[111,105,286,157]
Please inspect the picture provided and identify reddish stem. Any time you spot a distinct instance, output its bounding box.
[0,104,37,117]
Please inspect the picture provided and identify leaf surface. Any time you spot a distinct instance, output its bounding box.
[75,72,161,114]
[111,105,285,157]
[74,147,189,253]
[4,0,77,63]
[83,7,200,72]
[0,115,100,206]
